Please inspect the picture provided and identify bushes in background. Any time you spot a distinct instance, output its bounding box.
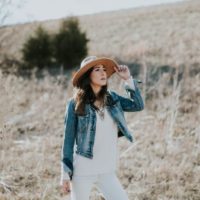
[53,17,89,68]
[21,26,53,68]
[21,17,89,70]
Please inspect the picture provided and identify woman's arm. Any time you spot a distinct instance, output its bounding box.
[60,99,77,182]
[123,75,136,90]
[112,64,144,112]
[111,77,144,112]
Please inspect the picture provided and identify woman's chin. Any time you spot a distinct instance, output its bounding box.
[101,82,107,86]
[96,80,107,86]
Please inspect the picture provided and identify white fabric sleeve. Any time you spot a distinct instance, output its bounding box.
[123,76,136,90]
[60,163,70,185]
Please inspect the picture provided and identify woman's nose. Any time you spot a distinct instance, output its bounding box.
[101,69,106,76]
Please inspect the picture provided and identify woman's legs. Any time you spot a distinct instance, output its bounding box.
[70,172,129,200]
[95,171,129,200]
[70,175,96,200]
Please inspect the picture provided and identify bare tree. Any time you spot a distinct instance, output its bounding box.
[0,0,27,26]
[0,0,26,68]
[0,0,12,26]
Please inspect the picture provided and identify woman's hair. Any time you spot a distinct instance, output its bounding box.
[73,66,108,115]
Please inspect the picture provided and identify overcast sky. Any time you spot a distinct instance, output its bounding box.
[4,0,185,26]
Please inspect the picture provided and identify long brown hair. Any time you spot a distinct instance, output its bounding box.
[73,66,108,115]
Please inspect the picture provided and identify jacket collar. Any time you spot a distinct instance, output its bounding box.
[105,90,118,106]
[87,90,118,106]
[82,90,118,114]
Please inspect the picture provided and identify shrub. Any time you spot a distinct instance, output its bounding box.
[53,17,89,69]
[21,26,53,68]
[21,17,88,71]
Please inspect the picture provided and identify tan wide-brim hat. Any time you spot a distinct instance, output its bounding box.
[72,56,119,87]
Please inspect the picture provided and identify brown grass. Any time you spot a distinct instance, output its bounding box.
[0,63,199,199]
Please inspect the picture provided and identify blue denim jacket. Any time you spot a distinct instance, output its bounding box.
[61,79,144,180]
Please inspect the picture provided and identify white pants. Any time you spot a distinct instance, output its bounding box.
[70,171,129,200]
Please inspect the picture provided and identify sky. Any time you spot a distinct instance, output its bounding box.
[3,0,185,26]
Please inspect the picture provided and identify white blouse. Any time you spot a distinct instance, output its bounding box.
[73,107,119,177]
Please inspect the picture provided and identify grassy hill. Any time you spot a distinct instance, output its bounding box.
[0,0,200,68]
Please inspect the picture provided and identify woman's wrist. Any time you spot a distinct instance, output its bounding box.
[123,75,136,90]
[123,75,132,81]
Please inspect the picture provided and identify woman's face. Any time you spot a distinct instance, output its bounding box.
[89,64,107,87]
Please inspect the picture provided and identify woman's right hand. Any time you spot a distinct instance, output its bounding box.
[62,180,71,194]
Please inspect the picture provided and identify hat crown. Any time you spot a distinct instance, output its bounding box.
[80,56,97,68]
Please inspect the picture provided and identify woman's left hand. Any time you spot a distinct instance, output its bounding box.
[114,65,131,80]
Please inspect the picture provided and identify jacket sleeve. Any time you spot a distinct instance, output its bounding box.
[112,78,144,112]
[60,99,77,183]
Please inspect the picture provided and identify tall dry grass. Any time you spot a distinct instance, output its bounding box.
[0,58,199,199]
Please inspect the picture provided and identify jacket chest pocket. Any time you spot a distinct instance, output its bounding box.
[77,114,89,133]
[109,102,125,124]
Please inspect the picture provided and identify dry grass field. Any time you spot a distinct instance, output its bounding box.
[0,0,200,199]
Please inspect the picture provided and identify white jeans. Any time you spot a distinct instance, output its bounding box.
[70,171,129,200]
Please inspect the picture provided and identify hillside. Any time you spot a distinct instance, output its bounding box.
[0,0,200,68]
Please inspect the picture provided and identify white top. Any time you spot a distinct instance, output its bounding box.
[73,108,119,177]
[60,76,136,181]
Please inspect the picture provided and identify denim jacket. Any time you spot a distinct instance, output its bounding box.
[61,79,144,181]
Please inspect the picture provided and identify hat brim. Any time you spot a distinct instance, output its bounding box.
[72,57,119,87]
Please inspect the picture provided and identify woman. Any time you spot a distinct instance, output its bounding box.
[60,56,144,200]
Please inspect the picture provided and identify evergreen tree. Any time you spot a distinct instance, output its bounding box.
[53,17,89,68]
[21,26,53,68]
